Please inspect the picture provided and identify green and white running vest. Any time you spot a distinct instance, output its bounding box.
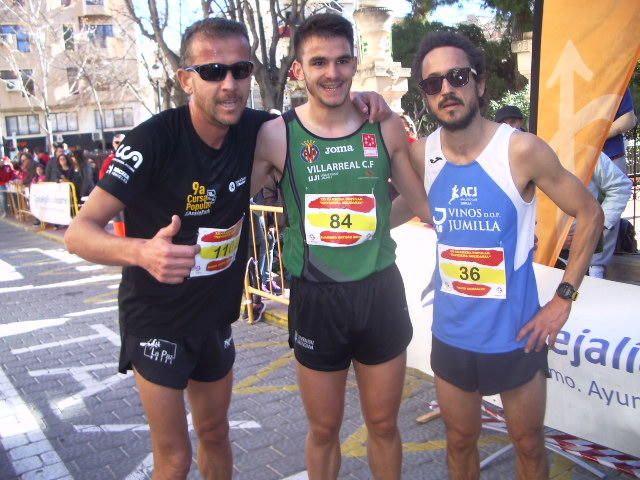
[280,109,396,282]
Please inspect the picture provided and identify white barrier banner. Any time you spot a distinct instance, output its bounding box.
[393,222,640,458]
[29,182,72,225]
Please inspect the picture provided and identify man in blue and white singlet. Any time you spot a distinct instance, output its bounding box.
[393,31,603,479]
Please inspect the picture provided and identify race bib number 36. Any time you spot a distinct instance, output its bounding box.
[304,194,376,247]
[437,244,506,299]
[190,216,243,278]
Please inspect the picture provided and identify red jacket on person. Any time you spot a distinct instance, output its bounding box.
[98,153,115,180]
[0,163,16,186]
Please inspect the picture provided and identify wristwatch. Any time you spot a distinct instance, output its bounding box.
[556,282,578,301]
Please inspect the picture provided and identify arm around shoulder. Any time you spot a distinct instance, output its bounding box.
[251,116,286,197]
[382,115,431,224]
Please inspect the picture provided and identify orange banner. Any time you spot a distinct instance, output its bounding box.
[531,0,640,265]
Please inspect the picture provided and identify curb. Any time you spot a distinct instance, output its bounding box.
[1,217,66,245]
[263,309,288,329]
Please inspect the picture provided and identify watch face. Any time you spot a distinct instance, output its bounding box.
[557,282,577,300]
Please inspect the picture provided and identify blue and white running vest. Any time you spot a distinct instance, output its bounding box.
[424,124,540,353]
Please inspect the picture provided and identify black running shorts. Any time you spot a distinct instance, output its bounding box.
[431,334,550,396]
[288,264,413,371]
[119,324,235,390]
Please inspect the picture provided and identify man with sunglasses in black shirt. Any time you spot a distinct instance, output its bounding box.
[65,17,389,480]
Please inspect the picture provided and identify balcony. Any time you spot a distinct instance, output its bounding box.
[79,0,110,18]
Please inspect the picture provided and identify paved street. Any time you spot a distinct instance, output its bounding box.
[0,219,632,479]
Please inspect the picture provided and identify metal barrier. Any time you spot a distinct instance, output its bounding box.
[6,182,30,221]
[244,204,289,324]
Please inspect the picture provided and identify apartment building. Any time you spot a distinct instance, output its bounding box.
[0,0,152,155]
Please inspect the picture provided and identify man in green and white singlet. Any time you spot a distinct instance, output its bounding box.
[251,13,431,480]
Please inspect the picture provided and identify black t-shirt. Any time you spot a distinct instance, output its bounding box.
[98,105,271,337]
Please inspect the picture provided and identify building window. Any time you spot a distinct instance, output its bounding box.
[85,0,104,4]
[0,25,29,52]
[0,70,17,80]
[67,67,79,95]
[50,112,78,132]
[20,69,33,95]
[87,24,113,48]
[5,114,40,136]
[61,0,71,6]
[63,25,74,50]
[95,108,134,129]
[1,69,33,95]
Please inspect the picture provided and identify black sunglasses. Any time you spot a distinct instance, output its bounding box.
[418,67,477,95]
[185,61,254,82]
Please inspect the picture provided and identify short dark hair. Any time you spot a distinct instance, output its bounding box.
[179,18,250,67]
[412,31,486,82]
[293,13,354,60]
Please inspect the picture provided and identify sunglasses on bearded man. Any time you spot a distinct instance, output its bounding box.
[418,67,477,96]
[184,61,254,82]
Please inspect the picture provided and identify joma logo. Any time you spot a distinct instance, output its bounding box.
[325,145,354,154]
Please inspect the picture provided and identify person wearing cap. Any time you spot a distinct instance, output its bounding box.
[494,105,526,131]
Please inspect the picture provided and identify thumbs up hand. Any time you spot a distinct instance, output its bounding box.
[140,215,200,283]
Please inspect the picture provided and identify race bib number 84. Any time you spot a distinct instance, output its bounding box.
[304,194,376,247]
[437,244,506,299]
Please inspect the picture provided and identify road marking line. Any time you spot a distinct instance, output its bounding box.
[122,416,261,479]
[2,309,117,343]
[0,366,70,478]
[0,318,68,338]
[0,273,121,294]
[74,420,260,434]
[233,352,294,392]
[125,453,153,480]
[29,363,125,411]
[12,333,105,354]
[11,324,120,354]
[64,306,118,317]
[282,473,309,480]
[75,265,104,272]
[16,248,83,264]
[0,259,23,282]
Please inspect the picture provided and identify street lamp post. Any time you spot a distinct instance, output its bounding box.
[150,63,163,113]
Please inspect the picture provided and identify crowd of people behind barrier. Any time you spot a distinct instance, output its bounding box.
[0,139,121,220]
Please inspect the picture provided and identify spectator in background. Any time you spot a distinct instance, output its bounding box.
[98,133,125,180]
[494,105,526,131]
[46,145,63,181]
[604,87,636,174]
[31,163,47,184]
[97,135,126,237]
[0,156,16,217]
[252,178,283,295]
[401,114,418,143]
[17,152,37,186]
[70,150,96,200]
[33,146,50,166]
[55,153,75,184]
[559,152,632,278]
